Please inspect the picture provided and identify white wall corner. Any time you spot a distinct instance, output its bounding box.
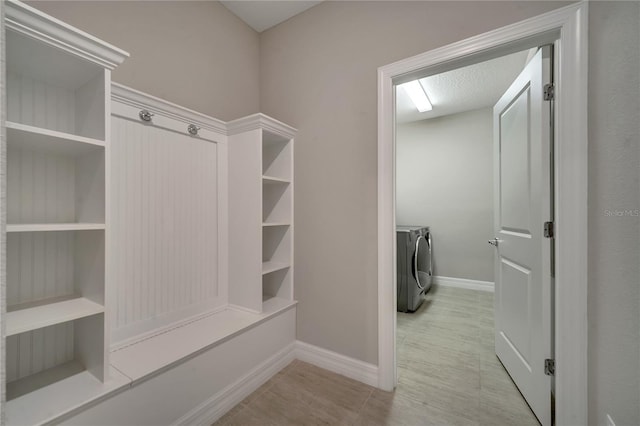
[294,341,379,388]
[172,342,297,426]
[433,276,495,292]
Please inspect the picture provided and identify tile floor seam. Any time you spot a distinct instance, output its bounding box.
[358,388,375,413]
[350,388,374,426]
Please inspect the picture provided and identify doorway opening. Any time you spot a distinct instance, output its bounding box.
[394,46,548,425]
[377,3,588,425]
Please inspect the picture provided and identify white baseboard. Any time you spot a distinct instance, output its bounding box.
[433,275,494,292]
[294,341,379,388]
[173,342,297,426]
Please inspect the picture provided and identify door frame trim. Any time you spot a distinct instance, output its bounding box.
[376,2,588,425]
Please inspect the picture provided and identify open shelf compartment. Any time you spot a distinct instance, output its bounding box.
[263,267,293,308]
[262,130,292,181]
[6,29,107,140]
[263,225,291,263]
[7,230,105,313]
[6,314,105,400]
[7,137,105,225]
[263,183,292,224]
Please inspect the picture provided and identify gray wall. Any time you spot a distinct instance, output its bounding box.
[396,109,494,282]
[260,0,567,366]
[588,2,640,425]
[260,1,639,424]
[28,1,260,121]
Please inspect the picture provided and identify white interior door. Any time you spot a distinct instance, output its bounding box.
[492,46,553,426]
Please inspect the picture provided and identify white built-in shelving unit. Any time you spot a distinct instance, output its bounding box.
[3,0,128,422]
[228,115,295,313]
[2,2,298,423]
[101,89,297,423]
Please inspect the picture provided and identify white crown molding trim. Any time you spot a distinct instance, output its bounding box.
[172,342,297,426]
[6,0,129,70]
[378,3,588,425]
[294,341,379,388]
[433,276,494,293]
[226,113,297,139]
[111,83,228,136]
[111,85,297,141]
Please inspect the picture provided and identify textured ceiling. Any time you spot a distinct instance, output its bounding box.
[396,50,534,123]
[220,1,323,33]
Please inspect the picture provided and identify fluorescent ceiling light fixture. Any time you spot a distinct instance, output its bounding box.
[401,80,432,112]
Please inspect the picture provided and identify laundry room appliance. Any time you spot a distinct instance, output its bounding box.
[397,226,432,312]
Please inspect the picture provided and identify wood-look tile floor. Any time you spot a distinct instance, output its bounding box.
[215,286,539,426]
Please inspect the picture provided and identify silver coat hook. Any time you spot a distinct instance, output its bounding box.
[187,124,200,136]
[139,110,154,122]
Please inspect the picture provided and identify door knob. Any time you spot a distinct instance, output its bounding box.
[488,238,499,247]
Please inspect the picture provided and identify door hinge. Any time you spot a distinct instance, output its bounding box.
[545,359,555,376]
[544,221,554,238]
[543,83,555,101]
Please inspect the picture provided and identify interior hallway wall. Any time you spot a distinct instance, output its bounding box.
[27,0,260,121]
[396,108,494,282]
[259,0,569,366]
[587,2,640,425]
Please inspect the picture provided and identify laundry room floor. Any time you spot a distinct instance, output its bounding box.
[395,285,540,426]
[215,286,540,426]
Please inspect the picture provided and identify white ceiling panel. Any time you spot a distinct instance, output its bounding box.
[221,1,323,33]
[396,50,534,123]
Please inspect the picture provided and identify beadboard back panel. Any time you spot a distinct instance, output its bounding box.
[110,114,221,342]
[6,322,75,383]
[6,70,106,141]
[7,72,76,134]
[7,146,76,224]
[6,232,75,307]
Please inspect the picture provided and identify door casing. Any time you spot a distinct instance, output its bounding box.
[376,2,588,425]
